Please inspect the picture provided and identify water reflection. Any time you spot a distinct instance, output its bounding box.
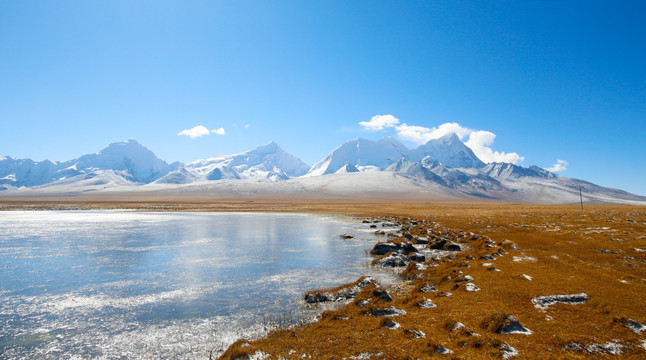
[0,211,392,359]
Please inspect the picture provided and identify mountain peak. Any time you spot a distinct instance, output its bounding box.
[248,141,282,155]
[433,132,461,144]
[412,133,485,168]
[306,137,409,176]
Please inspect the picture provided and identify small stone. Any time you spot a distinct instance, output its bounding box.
[500,343,518,359]
[420,285,437,293]
[625,318,645,333]
[456,275,474,282]
[404,329,426,338]
[449,322,465,331]
[435,345,452,354]
[370,306,406,317]
[497,315,532,335]
[416,299,436,308]
[465,283,480,292]
[382,319,400,330]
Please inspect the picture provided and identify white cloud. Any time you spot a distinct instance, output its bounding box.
[178,125,211,138]
[177,125,225,138]
[359,115,400,131]
[547,159,568,172]
[244,124,250,129]
[465,130,524,164]
[395,122,472,144]
[359,115,525,165]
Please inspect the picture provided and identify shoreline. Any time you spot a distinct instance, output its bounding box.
[2,199,645,358]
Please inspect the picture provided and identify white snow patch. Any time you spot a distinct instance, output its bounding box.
[586,342,624,355]
[482,262,493,266]
[532,293,588,309]
[522,274,533,281]
[1,173,16,181]
[249,350,271,360]
[513,256,536,263]
[349,352,384,359]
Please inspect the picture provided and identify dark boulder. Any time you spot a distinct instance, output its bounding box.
[373,289,393,302]
[371,242,417,256]
[409,253,426,262]
[374,253,409,267]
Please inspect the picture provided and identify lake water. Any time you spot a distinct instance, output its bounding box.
[0,211,393,359]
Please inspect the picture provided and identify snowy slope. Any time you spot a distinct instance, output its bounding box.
[0,140,177,187]
[306,137,409,176]
[411,133,485,168]
[155,141,309,183]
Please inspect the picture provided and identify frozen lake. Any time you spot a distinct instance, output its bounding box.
[0,211,392,359]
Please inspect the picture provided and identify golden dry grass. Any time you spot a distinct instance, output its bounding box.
[1,197,645,358]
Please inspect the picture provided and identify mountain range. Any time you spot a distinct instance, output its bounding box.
[1,135,644,205]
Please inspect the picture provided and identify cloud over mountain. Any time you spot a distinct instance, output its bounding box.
[547,159,568,172]
[359,115,524,165]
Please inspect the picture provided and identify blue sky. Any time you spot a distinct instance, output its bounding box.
[1,1,644,195]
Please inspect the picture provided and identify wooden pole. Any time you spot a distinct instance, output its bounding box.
[579,186,583,210]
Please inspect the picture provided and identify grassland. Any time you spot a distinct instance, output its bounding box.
[1,198,644,359]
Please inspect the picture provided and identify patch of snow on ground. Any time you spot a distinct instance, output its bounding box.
[522,274,533,281]
[513,256,536,262]
[249,351,271,360]
[532,293,588,309]
[586,342,624,355]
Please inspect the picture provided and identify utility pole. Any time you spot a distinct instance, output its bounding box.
[579,185,583,210]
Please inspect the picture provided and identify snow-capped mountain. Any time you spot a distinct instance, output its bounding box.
[1,136,644,205]
[0,140,178,187]
[306,133,485,177]
[483,162,555,180]
[411,133,485,168]
[155,141,310,184]
[306,137,409,176]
